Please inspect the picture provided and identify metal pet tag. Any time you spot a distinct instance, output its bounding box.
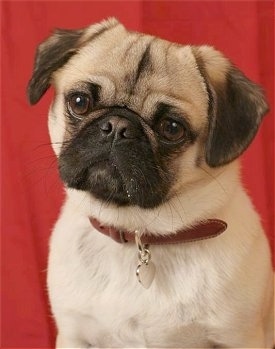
[135,232,156,289]
[136,261,156,289]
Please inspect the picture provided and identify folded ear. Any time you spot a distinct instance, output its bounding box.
[27,28,84,105]
[193,46,269,167]
[27,18,121,105]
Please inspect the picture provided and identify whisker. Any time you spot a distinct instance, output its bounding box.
[197,165,227,194]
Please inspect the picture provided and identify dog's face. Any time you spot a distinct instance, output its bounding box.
[28,18,268,209]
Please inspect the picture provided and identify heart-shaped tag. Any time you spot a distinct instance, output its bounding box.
[136,261,156,289]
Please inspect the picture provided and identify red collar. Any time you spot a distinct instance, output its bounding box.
[89,217,227,245]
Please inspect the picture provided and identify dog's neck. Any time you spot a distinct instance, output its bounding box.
[66,161,239,235]
[89,217,227,245]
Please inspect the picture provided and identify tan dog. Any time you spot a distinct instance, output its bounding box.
[28,18,273,348]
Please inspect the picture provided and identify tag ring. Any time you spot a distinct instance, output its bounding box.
[135,231,144,252]
[138,248,151,264]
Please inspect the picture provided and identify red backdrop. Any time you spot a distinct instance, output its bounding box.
[1,1,274,348]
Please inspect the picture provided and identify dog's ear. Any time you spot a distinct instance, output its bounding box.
[27,18,121,105]
[193,46,269,167]
[27,28,84,105]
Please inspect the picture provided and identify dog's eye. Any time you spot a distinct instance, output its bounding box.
[157,118,185,142]
[67,93,91,116]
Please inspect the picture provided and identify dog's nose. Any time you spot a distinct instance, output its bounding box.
[99,116,138,141]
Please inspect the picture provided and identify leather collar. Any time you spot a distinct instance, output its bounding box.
[89,217,227,245]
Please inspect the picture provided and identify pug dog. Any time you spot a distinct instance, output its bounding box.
[28,18,274,348]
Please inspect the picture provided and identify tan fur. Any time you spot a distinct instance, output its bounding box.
[28,19,273,348]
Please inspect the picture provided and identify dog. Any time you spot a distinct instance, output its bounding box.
[28,18,274,348]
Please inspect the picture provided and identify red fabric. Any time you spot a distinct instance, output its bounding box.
[1,1,273,348]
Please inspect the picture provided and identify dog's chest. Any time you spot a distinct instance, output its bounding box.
[73,278,208,347]
[50,229,212,347]
[80,301,208,347]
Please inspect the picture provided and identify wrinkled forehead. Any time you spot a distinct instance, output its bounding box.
[53,24,208,123]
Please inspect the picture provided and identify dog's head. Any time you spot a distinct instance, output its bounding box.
[28,18,268,209]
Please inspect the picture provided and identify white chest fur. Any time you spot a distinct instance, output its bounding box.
[47,189,273,348]
[48,215,221,347]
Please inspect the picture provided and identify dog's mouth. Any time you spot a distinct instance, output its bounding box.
[58,110,170,208]
[78,158,131,206]
[59,150,168,208]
